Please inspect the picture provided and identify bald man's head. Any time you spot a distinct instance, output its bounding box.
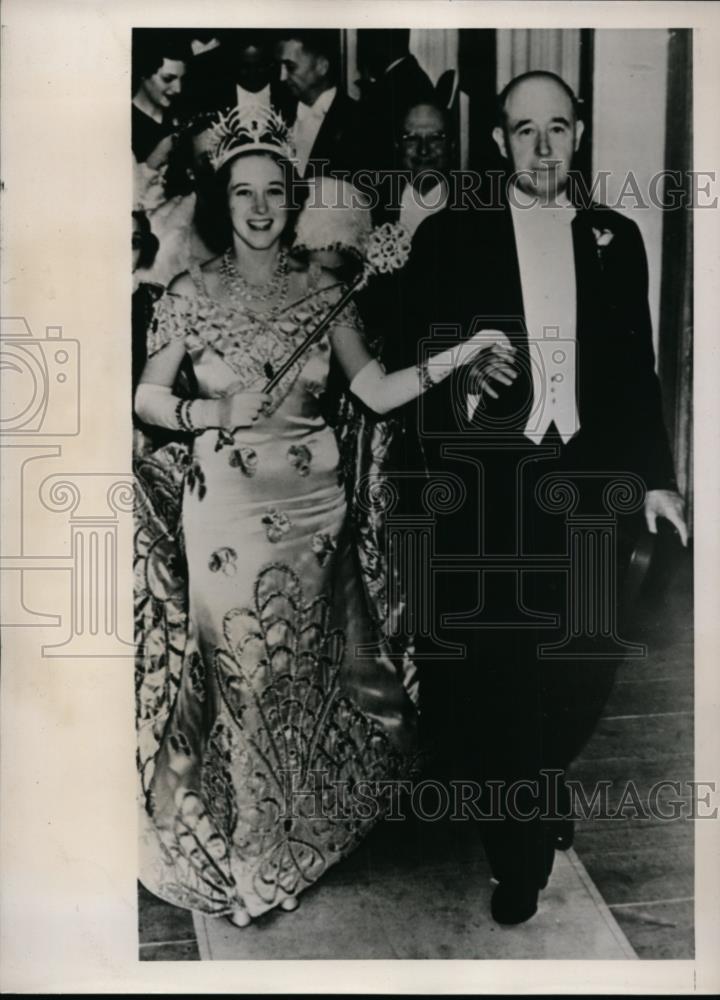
[492,72,584,201]
[399,102,453,187]
[497,71,579,124]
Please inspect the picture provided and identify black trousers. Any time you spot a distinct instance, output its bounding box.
[418,627,620,886]
[415,426,635,887]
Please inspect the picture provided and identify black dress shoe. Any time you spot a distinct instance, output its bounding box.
[491,881,539,925]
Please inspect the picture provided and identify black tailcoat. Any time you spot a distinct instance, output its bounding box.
[301,90,362,179]
[391,193,677,885]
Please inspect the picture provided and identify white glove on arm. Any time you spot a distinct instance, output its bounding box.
[348,330,513,415]
[134,382,219,430]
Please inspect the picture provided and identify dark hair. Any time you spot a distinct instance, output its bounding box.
[234,28,273,55]
[132,210,159,270]
[357,28,411,74]
[132,29,191,95]
[279,29,339,80]
[496,71,580,125]
[197,150,307,255]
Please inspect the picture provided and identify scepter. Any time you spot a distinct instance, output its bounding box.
[262,222,412,393]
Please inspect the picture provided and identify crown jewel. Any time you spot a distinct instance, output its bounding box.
[209,104,295,172]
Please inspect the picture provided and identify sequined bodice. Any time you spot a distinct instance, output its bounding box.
[147,265,356,420]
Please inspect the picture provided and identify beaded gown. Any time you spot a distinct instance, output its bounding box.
[134,261,418,918]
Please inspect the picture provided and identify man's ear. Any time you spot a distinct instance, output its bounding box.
[492,125,508,159]
[317,55,330,80]
[574,119,585,152]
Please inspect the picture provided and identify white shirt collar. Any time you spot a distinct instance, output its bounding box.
[399,179,448,237]
[191,38,221,56]
[297,86,337,120]
[400,177,446,210]
[236,82,271,107]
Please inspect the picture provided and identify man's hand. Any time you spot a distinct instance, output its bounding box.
[453,329,515,371]
[644,489,688,547]
[466,341,518,399]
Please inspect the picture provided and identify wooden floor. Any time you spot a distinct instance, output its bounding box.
[138,549,693,961]
[570,549,694,959]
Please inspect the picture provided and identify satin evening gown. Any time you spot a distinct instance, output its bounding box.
[134,264,418,919]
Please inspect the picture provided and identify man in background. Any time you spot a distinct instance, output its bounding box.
[359,101,454,361]
[395,101,453,236]
[277,29,359,178]
[185,30,294,122]
[356,29,435,175]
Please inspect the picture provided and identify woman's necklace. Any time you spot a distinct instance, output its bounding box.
[220,248,290,314]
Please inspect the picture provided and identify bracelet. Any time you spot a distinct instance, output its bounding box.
[175,398,186,431]
[176,399,197,434]
[417,359,435,392]
[183,400,197,433]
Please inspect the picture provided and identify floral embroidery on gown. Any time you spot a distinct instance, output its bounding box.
[134,264,419,918]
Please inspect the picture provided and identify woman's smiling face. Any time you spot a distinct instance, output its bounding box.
[226,154,288,251]
[139,58,186,112]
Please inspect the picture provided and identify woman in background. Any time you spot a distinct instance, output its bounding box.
[132,30,189,164]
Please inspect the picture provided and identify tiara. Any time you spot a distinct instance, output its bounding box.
[209,104,295,171]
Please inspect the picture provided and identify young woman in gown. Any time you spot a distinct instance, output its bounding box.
[133,106,510,927]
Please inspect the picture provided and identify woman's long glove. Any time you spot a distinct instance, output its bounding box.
[134,383,269,431]
[348,329,514,415]
[134,383,216,430]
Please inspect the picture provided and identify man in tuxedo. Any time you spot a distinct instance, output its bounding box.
[276,30,359,179]
[356,29,435,175]
[396,71,687,924]
[395,101,454,234]
[358,102,454,360]
[184,30,295,122]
